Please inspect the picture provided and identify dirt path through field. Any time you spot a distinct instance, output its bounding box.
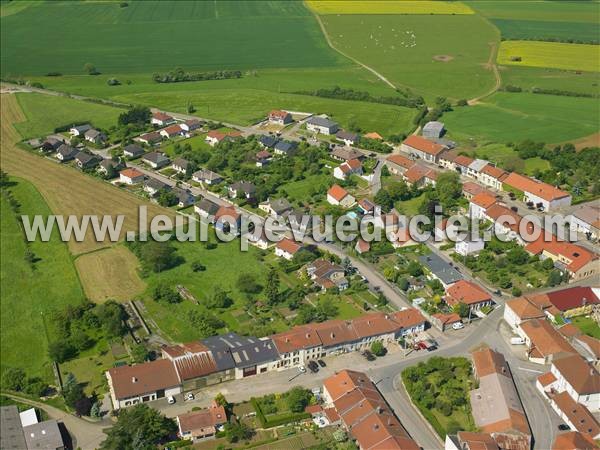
[468,41,502,105]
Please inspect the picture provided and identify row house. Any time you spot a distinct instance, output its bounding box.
[401,135,447,163]
[503,172,571,211]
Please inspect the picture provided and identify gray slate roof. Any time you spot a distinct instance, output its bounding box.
[57,144,78,158]
[23,420,64,450]
[123,144,145,156]
[0,406,27,450]
[144,177,170,191]
[336,130,359,141]
[307,116,337,129]
[259,135,279,148]
[423,121,445,133]
[230,181,256,194]
[196,198,220,216]
[419,253,462,285]
[75,151,99,165]
[268,198,292,215]
[193,169,222,182]
[84,128,106,140]
[274,140,297,154]
[71,124,92,134]
[201,333,279,370]
[143,151,170,165]
[173,157,190,169]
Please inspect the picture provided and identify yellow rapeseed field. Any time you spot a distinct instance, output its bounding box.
[498,41,600,73]
[306,1,474,15]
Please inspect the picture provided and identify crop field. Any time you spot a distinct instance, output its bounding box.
[497,41,600,73]
[443,92,600,143]
[306,1,474,15]
[491,19,599,43]
[1,177,85,381]
[465,143,550,175]
[468,1,600,23]
[320,14,498,100]
[0,0,347,76]
[500,66,600,97]
[74,245,146,303]
[1,94,173,255]
[115,88,416,136]
[14,92,123,138]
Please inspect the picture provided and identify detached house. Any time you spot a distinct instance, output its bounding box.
[123,144,145,159]
[119,168,145,185]
[275,238,303,260]
[401,135,447,163]
[180,119,202,132]
[69,124,92,136]
[40,137,64,153]
[173,187,195,207]
[330,146,363,162]
[205,130,242,147]
[56,144,78,162]
[306,116,338,135]
[228,181,256,200]
[75,151,101,170]
[160,124,186,139]
[144,177,170,196]
[84,128,107,145]
[327,184,355,207]
[194,198,220,223]
[543,354,600,412]
[177,402,227,442]
[98,158,125,177]
[214,205,241,233]
[137,131,162,146]
[258,198,292,218]
[172,158,191,175]
[255,150,272,167]
[386,154,414,175]
[468,192,498,220]
[273,140,297,156]
[333,159,362,180]
[268,110,292,125]
[192,169,222,185]
[524,238,598,282]
[258,135,279,149]
[336,130,359,146]
[142,151,170,169]
[306,258,348,291]
[151,111,174,127]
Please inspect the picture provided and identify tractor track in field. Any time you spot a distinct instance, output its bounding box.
[468,41,502,105]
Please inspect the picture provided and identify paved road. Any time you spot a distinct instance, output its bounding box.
[1,393,109,450]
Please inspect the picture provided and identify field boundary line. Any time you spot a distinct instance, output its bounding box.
[469,40,502,105]
[308,5,399,92]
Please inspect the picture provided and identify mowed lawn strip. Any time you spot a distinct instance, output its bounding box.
[0,0,346,76]
[1,178,85,381]
[14,92,123,139]
[307,1,473,15]
[74,245,146,303]
[497,41,600,73]
[1,94,174,255]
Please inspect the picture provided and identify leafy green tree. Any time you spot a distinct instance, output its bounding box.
[70,327,94,352]
[118,106,151,126]
[152,283,181,304]
[48,341,77,363]
[265,267,280,305]
[100,404,176,450]
[208,287,233,309]
[191,261,206,272]
[407,261,423,277]
[452,302,470,318]
[2,367,26,391]
[188,311,224,338]
[286,387,312,413]
[546,269,563,287]
[83,63,98,75]
[435,172,462,207]
[374,189,393,211]
[224,421,252,443]
[370,340,386,356]
[157,190,178,207]
[131,344,149,363]
[236,273,262,294]
[96,301,128,337]
[138,241,180,273]
[397,277,409,292]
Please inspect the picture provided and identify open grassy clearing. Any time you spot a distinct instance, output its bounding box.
[468,1,600,23]
[1,93,174,255]
[320,14,498,100]
[443,92,599,143]
[570,316,600,339]
[1,1,346,76]
[307,0,474,15]
[14,92,123,138]
[464,143,549,175]
[500,66,600,96]
[1,177,85,382]
[491,19,599,43]
[498,41,600,73]
[115,88,416,135]
[74,245,146,303]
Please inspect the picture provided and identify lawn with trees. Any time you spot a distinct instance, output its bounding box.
[402,356,476,438]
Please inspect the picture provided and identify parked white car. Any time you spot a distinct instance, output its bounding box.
[167,395,176,404]
[298,365,306,373]
[185,393,194,401]
[510,337,525,345]
[452,322,465,330]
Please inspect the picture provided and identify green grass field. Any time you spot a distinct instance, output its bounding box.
[14,92,123,138]
[498,41,600,72]
[571,316,600,339]
[1,1,346,76]
[468,1,600,23]
[444,92,599,143]
[500,66,600,97]
[465,143,550,175]
[491,19,599,43]
[307,0,474,15]
[320,14,499,100]
[1,178,85,382]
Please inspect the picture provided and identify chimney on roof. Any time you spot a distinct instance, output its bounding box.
[377,406,383,414]
[132,377,137,383]
[373,424,379,431]
[331,332,335,339]
[582,297,587,306]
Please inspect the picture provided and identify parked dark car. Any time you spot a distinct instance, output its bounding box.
[317,359,326,368]
[307,360,319,373]
[558,424,570,431]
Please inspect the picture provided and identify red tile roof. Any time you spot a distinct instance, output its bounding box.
[269,109,289,119]
[120,168,144,179]
[445,280,491,307]
[537,371,557,387]
[177,404,227,436]
[402,135,446,156]
[463,181,488,197]
[503,172,570,202]
[162,124,182,135]
[481,164,508,180]
[214,205,240,221]
[520,319,576,359]
[107,359,180,400]
[552,353,600,395]
[276,238,302,255]
[386,154,414,170]
[364,132,383,140]
[524,239,596,273]
[153,111,172,121]
[403,164,429,184]
[471,192,497,209]
[271,326,322,353]
[552,431,599,450]
[454,155,474,167]
[328,184,350,202]
[545,287,599,311]
[551,391,600,438]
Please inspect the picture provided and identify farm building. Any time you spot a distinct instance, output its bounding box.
[327,184,355,207]
[422,121,445,139]
[306,116,339,135]
[401,135,447,163]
